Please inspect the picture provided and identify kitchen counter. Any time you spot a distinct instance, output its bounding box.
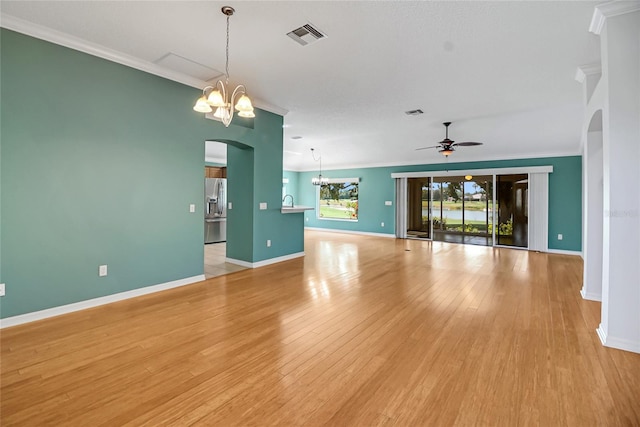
[281,205,314,214]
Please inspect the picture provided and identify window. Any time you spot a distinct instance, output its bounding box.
[318,179,359,221]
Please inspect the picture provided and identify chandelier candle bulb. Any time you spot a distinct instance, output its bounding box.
[235,95,254,112]
[193,96,212,113]
[207,89,225,107]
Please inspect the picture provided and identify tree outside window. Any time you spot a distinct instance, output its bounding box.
[318,181,359,221]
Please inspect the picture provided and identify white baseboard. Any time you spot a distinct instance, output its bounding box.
[580,288,602,301]
[547,248,583,257]
[0,274,205,329]
[596,324,640,354]
[305,227,396,238]
[596,325,607,345]
[226,251,305,269]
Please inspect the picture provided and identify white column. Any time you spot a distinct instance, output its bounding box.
[595,7,640,353]
[576,65,604,301]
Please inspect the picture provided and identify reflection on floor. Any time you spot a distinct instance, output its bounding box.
[204,242,247,279]
[433,231,493,246]
[407,230,429,238]
[410,230,528,248]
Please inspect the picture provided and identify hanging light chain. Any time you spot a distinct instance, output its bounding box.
[225,12,230,82]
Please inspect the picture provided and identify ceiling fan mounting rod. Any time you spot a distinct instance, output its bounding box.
[443,121,451,139]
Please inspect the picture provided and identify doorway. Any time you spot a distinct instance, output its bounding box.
[430,175,493,246]
[204,140,246,278]
[496,174,528,248]
[406,178,431,238]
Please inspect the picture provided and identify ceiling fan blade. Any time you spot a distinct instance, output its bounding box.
[452,142,483,147]
[415,145,441,151]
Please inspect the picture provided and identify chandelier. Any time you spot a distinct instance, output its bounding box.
[310,148,329,186]
[193,6,255,126]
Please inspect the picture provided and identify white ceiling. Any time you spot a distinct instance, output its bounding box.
[1,1,600,171]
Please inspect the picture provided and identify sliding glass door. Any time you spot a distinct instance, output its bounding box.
[404,173,530,249]
[496,174,528,248]
[428,175,493,246]
[406,178,431,238]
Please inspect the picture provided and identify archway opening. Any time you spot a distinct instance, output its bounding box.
[202,139,255,278]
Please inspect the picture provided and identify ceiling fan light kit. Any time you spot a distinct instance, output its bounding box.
[193,6,255,126]
[416,122,484,157]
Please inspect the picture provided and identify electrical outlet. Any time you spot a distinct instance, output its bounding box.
[189,204,196,213]
[267,240,271,247]
[385,201,392,206]
[0,283,5,297]
[99,265,108,277]
[228,202,232,210]
[381,222,385,227]
[558,234,563,241]
[260,202,267,210]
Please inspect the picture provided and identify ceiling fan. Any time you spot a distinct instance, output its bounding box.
[416,122,483,157]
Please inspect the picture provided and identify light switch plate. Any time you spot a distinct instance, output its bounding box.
[189,204,196,213]
[99,265,108,277]
[0,283,5,297]
[260,202,267,210]
[228,202,232,209]
[385,201,392,206]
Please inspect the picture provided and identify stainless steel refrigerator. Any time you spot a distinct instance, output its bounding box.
[205,178,227,243]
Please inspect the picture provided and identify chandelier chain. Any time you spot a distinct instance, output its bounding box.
[311,149,323,172]
[225,14,230,82]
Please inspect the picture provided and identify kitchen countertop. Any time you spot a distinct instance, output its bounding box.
[281,205,314,214]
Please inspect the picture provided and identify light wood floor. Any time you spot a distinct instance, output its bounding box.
[2,231,639,425]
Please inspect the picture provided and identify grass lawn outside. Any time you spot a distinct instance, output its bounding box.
[319,205,357,220]
[423,200,494,211]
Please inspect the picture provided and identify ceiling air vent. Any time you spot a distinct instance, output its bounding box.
[287,23,327,46]
[405,109,424,116]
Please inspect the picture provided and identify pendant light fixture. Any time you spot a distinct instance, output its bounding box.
[310,148,329,186]
[193,6,255,126]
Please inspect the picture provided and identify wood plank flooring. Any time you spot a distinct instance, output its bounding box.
[2,231,639,425]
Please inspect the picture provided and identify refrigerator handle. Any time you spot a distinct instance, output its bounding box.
[217,182,224,215]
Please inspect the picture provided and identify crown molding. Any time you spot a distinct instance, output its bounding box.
[0,14,206,87]
[253,99,289,116]
[589,1,640,35]
[0,14,288,117]
[575,62,602,83]
[287,150,583,173]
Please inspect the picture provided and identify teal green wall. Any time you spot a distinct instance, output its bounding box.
[226,144,254,262]
[0,29,303,318]
[296,156,582,251]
